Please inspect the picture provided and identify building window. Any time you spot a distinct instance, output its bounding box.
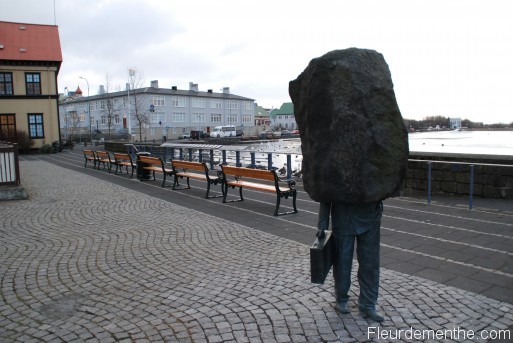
[151,112,166,124]
[210,100,222,109]
[192,113,205,123]
[192,98,205,108]
[227,100,237,110]
[27,113,44,138]
[242,114,252,123]
[172,97,187,107]
[25,73,41,95]
[172,113,186,123]
[242,101,253,111]
[150,96,165,107]
[0,114,16,139]
[0,73,14,95]
[227,114,238,123]
[211,113,222,123]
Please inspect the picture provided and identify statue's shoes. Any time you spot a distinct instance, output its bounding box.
[360,308,384,322]
[334,302,349,314]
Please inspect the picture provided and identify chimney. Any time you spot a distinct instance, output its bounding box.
[222,87,230,94]
[172,86,177,90]
[126,83,130,91]
[99,85,105,94]
[189,82,198,92]
[207,89,213,93]
[150,80,159,88]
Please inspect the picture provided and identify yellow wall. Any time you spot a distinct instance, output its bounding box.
[0,65,60,149]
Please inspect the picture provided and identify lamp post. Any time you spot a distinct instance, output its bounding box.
[79,76,92,144]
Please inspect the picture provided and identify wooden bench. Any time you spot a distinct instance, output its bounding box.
[113,153,136,178]
[83,149,97,168]
[171,160,223,198]
[220,165,297,216]
[138,155,174,187]
[95,151,114,173]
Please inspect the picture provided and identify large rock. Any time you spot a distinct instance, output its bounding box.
[289,48,409,203]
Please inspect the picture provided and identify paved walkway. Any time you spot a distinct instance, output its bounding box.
[1,160,512,342]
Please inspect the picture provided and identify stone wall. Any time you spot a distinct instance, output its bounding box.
[404,152,513,199]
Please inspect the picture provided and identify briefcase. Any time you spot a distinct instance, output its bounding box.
[310,230,334,284]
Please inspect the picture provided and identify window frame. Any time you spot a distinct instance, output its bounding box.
[0,113,17,139]
[171,96,187,108]
[0,72,14,95]
[27,113,44,139]
[25,72,41,95]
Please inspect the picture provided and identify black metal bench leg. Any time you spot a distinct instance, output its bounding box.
[274,194,281,216]
[292,191,298,213]
[205,182,211,199]
[222,184,228,203]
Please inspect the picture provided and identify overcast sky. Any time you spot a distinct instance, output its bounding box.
[2,0,512,124]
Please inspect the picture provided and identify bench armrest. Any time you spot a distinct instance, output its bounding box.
[280,178,296,189]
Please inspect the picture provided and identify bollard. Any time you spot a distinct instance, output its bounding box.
[469,165,474,209]
[250,152,256,169]
[236,151,241,167]
[287,154,292,179]
[427,162,432,204]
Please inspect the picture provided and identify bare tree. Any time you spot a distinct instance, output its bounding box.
[99,74,122,140]
[127,68,151,142]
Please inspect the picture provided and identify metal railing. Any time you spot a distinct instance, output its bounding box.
[125,143,301,179]
[0,142,20,187]
[126,143,512,209]
[410,159,513,209]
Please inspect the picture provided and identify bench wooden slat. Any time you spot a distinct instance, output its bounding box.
[221,165,276,181]
[220,165,297,216]
[83,150,97,168]
[170,159,222,198]
[138,155,173,187]
[113,153,136,178]
[95,151,113,173]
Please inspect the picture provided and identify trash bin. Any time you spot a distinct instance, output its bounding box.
[136,152,152,180]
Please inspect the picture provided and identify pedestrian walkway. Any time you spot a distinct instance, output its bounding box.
[1,160,512,342]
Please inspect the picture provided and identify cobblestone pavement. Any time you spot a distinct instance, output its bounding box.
[1,160,512,343]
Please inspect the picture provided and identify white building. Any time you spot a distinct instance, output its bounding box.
[270,102,297,131]
[449,117,462,129]
[58,81,255,141]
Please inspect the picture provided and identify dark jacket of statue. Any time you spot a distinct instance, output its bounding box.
[317,202,382,235]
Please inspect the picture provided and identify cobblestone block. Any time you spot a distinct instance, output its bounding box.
[1,161,512,342]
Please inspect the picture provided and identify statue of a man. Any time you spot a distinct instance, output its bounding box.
[317,202,383,321]
[289,48,409,323]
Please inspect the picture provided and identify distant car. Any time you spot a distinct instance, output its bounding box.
[281,130,292,137]
[236,129,244,137]
[190,130,206,140]
[179,132,191,139]
[260,130,275,139]
[292,129,300,135]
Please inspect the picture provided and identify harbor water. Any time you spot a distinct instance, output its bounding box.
[161,130,512,172]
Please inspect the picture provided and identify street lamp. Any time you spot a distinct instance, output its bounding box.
[79,76,92,144]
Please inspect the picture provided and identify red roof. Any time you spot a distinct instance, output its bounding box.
[0,21,62,62]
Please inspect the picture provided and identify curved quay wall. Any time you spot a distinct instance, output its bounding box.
[405,152,513,200]
[105,142,513,201]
